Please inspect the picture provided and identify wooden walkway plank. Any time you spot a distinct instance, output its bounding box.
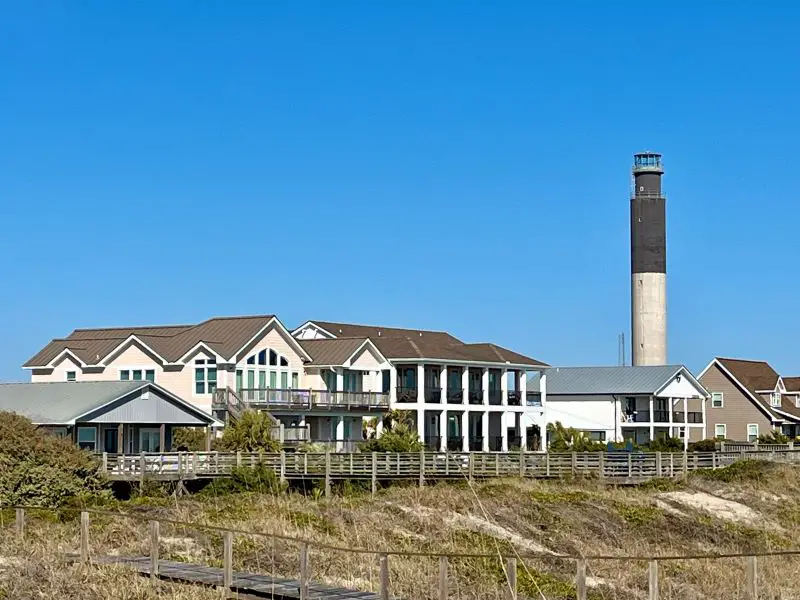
[92,555,381,600]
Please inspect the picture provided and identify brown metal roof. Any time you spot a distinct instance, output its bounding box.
[716,358,800,422]
[305,320,547,367]
[299,338,372,366]
[784,377,800,392]
[25,315,276,367]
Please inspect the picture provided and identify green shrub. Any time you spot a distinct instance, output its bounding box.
[202,464,286,496]
[758,431,790,444]
[688,439,719,452]
[0,412,109,507]
[215,410,281,452]
[546,422,606,452]
[646,437,684,452]
[172,427,207,451]
[360,411,423,452]
[693,460,775,483]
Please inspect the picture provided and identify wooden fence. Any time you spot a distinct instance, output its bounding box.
[102,448,800,494]
[6,505,784,600]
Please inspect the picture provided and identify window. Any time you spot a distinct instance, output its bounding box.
[66,371,76,382]
[291,372,299,389]
[281,372,288,389]
[715,424,727,440]
[120,370,129,381]
[280,357,288,367]
[195,366,217,395]
[711,392,724,408]
[236,370,243,392]
[269,350,277,366]
[145,370,155,382]
[77,426,97,451]
[747,424,759,443]
[771,392,781,407]
[139,428,161,453]
[586,431,606,441]
[132,370,142,381]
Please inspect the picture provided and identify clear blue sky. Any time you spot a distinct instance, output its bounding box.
[2,1,799,380]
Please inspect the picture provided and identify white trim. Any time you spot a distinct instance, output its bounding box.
[768,407,800,423]
[697,358,718,379]
[746,423,759,442]
[343,339,389,368]
[117,365,157,383]
[47,348,88,369]
[176,342,225,364]
[711,391,724,408]
[770,392,782,407]
[714,423,727,439]
[232,317,313,363]
[390,357,543,369]
[291,321,338,339]
[97,335,169,366]
[652,366,709,398]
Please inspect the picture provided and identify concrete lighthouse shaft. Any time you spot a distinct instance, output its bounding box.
[630,152,667,366]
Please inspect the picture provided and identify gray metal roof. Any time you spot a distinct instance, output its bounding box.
[0,381,215,425]
[528,365,699,395]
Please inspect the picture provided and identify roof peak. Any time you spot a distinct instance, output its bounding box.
[309,319,453,336]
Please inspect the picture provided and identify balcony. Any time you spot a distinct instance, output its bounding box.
[424,436,441,451]
[489,436,503,452]
[447,436,463,451]
[673,411,686,423]
[620,410,650,423]
[488,390,502,406]
[526,392,542,407]
[507,391,522,406]
[687,411,703,423]
[468,437,483,451]
[396,387,418,403]
[468,389,484,405]
[508,435,522,450]
[446,389,463,404]
[281,426,310,444]
[424,387,442,403]
[235,388,389,411]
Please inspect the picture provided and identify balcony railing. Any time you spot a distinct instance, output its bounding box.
[281,426,310,443]
[469,437,483,451]
[526,392,542,407]
[468,389,484,405]
[396,387,418,403]
[424,387,442,403]
[446,389,463,404]
[447,437,463,451]
[508,435,522,449]
[621,411,650,423]
[687,411,703,423]
[489,436,503,452]
[653,410,670,423]
[507,391,522,406]
[673,411,686,423]
[488,390,502,406]
[234,389,389,411]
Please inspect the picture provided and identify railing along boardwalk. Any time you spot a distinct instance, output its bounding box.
[7,504,785,600]
[103,448,800,493]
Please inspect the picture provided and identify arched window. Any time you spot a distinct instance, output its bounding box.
[236,348,299,392]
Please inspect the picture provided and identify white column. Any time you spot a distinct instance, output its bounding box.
[481,411,489,451]
[683,396,689,450]
[501,413,509,451]
[482,368,489,406]
[461,411,469,452]
[439,410,447,451]
[701,394,707,440]
[417,363,425,404]
[668,397,674,425]
[517,413,526,450]
[336,368,344,393]
[440,365,448,403]
[376,419,384,437]
[335,416,344,451]
[299,415,306,428]
[462,367,469,404]
[501,368,509,405]
[520,370,528,404]
[389,366,398,406]
[417,407,425,441]
[649,396,655,442]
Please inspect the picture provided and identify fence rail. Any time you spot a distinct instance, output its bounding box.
[102,448,800,492]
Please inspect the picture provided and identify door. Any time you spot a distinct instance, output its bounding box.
[103,428,118,453]
[139,428,161,453]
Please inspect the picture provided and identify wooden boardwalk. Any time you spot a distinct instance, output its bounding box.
[89,554,380,599]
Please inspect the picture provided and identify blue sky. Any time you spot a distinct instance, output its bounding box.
[2,1,799,380]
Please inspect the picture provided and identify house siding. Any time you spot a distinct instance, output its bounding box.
[700,363,773,441]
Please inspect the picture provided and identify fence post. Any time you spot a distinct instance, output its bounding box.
[669,453,674,477]
[280,451,287,484]
[419,449,425,488]
[223,530,233,591]
[746,555,758,599]
[80,511,90,563]
[576,559,587,600]
[545,451,551,477]
[505,557,517,600]
[102,452,108,473]
[236,451,242,467]
[468,454,474,480]
[15,508,24,538]
[149,520,160,578]
[379,553,390,600]
[438,556,448,600]
[371,452,378,496]
[712,452,718,469]
[682,451,688,476]
[648,559,659,600]
[655,452,662,477]
[325,451,332,498]
[597,452,605,480]
[571,452,577,476]
[519,448,526,477]
[720,441,726,452]
[299,542,309,600]
[628,452,633,478]
[140,452,146,485]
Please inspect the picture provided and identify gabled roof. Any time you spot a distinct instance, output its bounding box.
[0,381,218,425]
[783,377,800,392]
[709,358,800,422]
[23,315,309,368]
[299,337,381,366]
[296,320,547,367]
[531,365,705,396]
